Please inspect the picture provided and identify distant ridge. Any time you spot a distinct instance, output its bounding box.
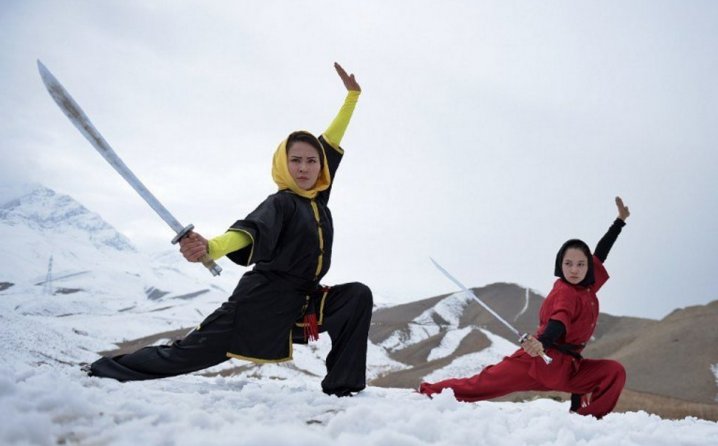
[0,184,135,252]
[368,282,718,416]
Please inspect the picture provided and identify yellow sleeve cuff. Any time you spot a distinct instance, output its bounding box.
[207,230,252,260]
[322,90,360,149]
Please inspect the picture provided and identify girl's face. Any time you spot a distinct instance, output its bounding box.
[562,248,589,285]
[287,142,321,190]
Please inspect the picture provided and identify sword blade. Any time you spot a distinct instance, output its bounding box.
[430,257,552,364]
[37,60,185,235]
[37,60,221,276]
[430,257,520,338]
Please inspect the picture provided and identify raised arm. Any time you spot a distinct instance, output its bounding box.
[322,63,361,150]
[594,196,630,263]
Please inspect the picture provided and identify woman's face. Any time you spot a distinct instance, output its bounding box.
[287,141,321,190]
[561,248,589,285]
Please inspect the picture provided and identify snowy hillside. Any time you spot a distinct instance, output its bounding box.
[1,185,717,444]
[2,297,717,445]
[0,185,234,320]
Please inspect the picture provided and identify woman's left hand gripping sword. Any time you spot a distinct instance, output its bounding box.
[37,60,221,276]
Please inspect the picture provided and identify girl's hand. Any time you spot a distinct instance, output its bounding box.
[179,232,209,263]
[521,335,546,358]
[616,196,630,221]
[334,62,361,92]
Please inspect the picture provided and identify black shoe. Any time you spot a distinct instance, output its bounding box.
[325,388,354,398]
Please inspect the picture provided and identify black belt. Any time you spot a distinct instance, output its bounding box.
[552,343,584,360]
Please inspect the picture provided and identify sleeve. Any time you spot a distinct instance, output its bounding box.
[537,319,566,349]
[316,91,359,204]
[207,231,252,261]
[225,194,289,266]
[321,90,360,151]
[547,286,578,330]
[591,255,610,292]
[594,218,626,262]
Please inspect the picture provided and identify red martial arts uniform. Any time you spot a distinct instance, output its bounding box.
[420,255,626,419]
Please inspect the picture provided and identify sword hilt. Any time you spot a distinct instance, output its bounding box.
[172,224,223,277]
[199,254,223,277]
[519,333,553,365]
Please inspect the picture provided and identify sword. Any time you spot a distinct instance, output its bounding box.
[430,257,551,364]
[37,60,222,276]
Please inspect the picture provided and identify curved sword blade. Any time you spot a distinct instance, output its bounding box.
[37,60,222,276]
[37,60,185,235]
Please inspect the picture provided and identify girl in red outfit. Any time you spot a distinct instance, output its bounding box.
[419,197,631,419]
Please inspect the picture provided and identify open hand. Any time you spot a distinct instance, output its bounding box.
[334,62,361,92]
[615,196,630,221]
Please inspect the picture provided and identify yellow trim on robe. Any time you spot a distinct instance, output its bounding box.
[295,288,329,327]
[225,228,256,263]
[226,331,294,363]
[310,200,324,279]
[318,289,328,324]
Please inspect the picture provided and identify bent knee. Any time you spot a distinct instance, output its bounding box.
[608,360,626,384]
[345,282,373,307]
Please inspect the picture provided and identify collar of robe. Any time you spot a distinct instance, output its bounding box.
[271,132,331,199]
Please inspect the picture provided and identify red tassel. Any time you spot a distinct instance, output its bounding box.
[303,313,319,342]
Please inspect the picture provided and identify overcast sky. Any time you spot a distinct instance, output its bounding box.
[2,1,717,319]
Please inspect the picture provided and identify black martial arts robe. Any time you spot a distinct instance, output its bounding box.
[88,135,373,396]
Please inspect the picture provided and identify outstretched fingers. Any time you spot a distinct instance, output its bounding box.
[334,62,361,92]
[615,196,630,221]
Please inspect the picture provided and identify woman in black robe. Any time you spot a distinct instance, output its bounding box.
[88,63,372,397]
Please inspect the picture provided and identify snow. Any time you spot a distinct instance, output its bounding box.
[381,292,472,352]
[427,326,472,361]
[425,329,518,383]
[1,186,717,445]
[512,287,531,322]
[2,360,717,445]
[2,292,716,446]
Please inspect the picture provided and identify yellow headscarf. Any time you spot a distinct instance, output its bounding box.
[271,131,332,199]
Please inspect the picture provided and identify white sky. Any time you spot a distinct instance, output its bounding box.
[2,1,717,319]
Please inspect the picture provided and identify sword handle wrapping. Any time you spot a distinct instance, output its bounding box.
[199,254,223,277]
[172,224,222,276]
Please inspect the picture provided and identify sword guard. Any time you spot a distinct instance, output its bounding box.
[171,224,222,276]
[171,224,195,244]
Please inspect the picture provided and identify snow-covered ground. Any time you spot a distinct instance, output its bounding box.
[425,329,519,383]
[2,186,718,444]
[2,290,718,445]
[2,358,718,445]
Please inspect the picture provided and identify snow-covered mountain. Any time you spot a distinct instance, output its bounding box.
[0,185,236,346]
[0,184,134,252]
[1,185,717,445]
